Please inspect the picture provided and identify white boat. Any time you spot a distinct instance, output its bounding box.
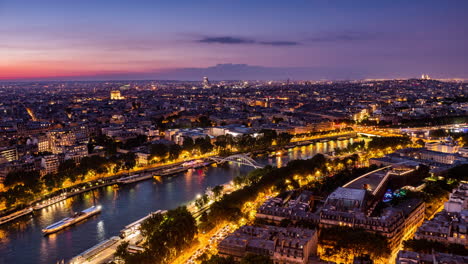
[182,160,206,168]
[117,174,152,184]
[42,206,101,235]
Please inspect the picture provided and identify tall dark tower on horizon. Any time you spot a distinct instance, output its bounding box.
[203,76,211,89]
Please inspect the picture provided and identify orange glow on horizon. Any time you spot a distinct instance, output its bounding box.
[0,54,190,80]
[0,63,172,80]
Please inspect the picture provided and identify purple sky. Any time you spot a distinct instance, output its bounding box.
[1,0,467,80]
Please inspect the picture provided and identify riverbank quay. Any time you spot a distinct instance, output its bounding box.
[0,165,171,224]
[67,211,168,264]
[0,157,195,216]
[67,181,237,264]
[0,132,358,226]
[251,131,357,155]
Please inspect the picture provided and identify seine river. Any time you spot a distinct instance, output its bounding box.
[0,138,357,264]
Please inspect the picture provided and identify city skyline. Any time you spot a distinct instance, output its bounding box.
[1,1,467,263]
[2,0,468,81]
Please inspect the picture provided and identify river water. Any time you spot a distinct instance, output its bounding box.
[0,138,357,264]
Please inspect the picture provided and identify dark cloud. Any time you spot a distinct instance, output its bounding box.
[198,36,300,46]
[308,32,379,42]
[198,36,255,44]
[259,41,299,46]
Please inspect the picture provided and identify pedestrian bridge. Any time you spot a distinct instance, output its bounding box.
[357,132,382,137]
[208,154,263,169]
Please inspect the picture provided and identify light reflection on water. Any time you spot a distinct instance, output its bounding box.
[97,220,105,241]
[0,137,363,264]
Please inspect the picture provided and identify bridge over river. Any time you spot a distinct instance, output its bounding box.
[208,154,263,169]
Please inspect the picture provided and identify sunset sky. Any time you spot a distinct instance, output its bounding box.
[1,0,467,80]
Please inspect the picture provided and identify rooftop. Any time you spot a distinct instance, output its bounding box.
[343,167,391,195]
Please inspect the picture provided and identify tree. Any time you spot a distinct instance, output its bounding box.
[197,116,213,127]
[272,117,284,124]
[2,184,37,207]
[195,194,209,209]
[58,159,76,172]
[129,207,197,264]
[199,211,208,222]
[429,129,447,138]
[122,135,148,149]
[256,129,277,148]
[225,134,235,150]
[233,175,245,186]
[215,135,228,151]
[201,255,236,264]
[114,241,130,260]
[236,134,255,152]
[80,156,108,171]
[319,226,390,262]
[212,185,224,200]
[460,133,468,147]
[279,218,292,227]
[182,137,195,152]
[4,170,40,187]
[277,132,292,147]
[368,136,411,150]
[240,254,273,264]
[447,164,468,182]
[122,152,136,170]
[195,136,213,154]
[150,143,169,159]
[91,135,119,155]
[416,139,425,147]
[168,144,182,160]
[197,253,209,263]
[42,173,59,191]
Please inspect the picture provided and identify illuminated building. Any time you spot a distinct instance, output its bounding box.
[47,130,77,154]
[165,128,210,145]
[414,183,467,246]
[421,74,431,80]
[256,168,426,254]
[396,250,468,264]
[445,183,468,213]
[320,187,425,252]
[256,191,316,224]
[370,148,467,175]
[34,134,51,153]
[0,146,18,163]
[202,77,211,89]
[135,151,151,166]
[41,155,59,176]
[64,144,88,163]
[418,150,464,165]
[425,141,459,154]
[459,147,468,158]
[0,158,37,183]
[110,90,124,100]
[218,225,318,264]
[352,108,369,122]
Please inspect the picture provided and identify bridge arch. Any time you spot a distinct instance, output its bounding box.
[208,154,263,169]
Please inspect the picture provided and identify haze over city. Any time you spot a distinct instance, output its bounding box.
[2,0,468,81]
